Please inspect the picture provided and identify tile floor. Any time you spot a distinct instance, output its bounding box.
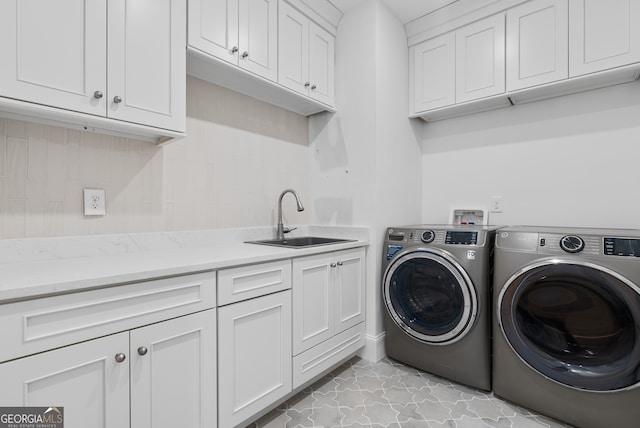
[247,357,572,428]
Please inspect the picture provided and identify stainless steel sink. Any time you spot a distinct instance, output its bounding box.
[246,236,355,248]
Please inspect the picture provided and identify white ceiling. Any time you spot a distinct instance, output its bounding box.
[329,0,459,24]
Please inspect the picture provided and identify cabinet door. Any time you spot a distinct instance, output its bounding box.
[278,1,309,95]
[130,310,216,428]
[456,13,506,103]
[411,32,455,112]
[569,0,640,77]
[334,248,365,335]
[0,333,129,428]
[308,21,335,106]
[292,253,334,355]
[238,0,278,81]
[108,0,186,132]
[506,0,568,91]
[188,0,239,65]
[218,291,292,428]
[0,0,106,116]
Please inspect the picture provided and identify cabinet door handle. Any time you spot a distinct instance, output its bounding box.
[304,82,310,88]
[115,353,126,363]
[337,261,343,266]
[330,262,337,268]
[241,51,249,59]
[137,346,148,356]
[113,96,123,104]
[93,90,103,99]
[311,84,317,91]
[230,46,238,54]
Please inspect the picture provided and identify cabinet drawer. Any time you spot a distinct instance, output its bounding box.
[218,259,291,306]
[0,271,216,363]
[292,322,365,389]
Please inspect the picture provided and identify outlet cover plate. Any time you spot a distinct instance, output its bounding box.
[84,188,106,216]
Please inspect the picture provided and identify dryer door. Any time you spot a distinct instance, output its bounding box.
[498,260,640,391]
[383,249,477,345]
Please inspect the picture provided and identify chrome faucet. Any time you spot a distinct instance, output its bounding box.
[277,189,304,240]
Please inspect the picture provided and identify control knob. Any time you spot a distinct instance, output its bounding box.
[560,235,585,253]
[421,230,435,243]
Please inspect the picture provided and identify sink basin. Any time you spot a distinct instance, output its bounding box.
[246,236,355,248]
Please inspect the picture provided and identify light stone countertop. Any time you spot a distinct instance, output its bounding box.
[0,226,369,304]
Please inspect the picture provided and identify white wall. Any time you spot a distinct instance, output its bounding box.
[309,0,422,361]
[421,81,640,228]
[0,77,309,239]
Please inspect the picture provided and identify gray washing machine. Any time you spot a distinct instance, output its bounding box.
[382,225,498,391]
[493,226,640,428]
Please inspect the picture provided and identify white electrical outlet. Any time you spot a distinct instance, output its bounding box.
[84,188,106,216]
[490,197,503,213]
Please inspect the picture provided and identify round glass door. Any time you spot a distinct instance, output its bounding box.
[498,260,640,391]
[383,250,477,344]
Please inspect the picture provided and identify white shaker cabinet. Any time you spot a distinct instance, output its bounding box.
[292,248,365,387]
[0,0,105,117]
[410,13,506,115]
[0,310,216,428]
[410,32,456,112]
[569,0,640,77]
[217,259,293,428]
[188,0,278,82]
[0,332,129,428]
[130,310,217,428]
[107,0,186,132]
[455,13,506,103]
[279,0,335,106]
[218,290,292,428]
[0,0,186,134]
[506,0,568,91]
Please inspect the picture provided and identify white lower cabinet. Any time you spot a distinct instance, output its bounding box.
[218,290,292,428]
[0,310,217,428]
[292,248,365,388]
[130,310,217,428]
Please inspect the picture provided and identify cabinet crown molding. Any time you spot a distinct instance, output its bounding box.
[406,0,528,46]
[286,0,342,35]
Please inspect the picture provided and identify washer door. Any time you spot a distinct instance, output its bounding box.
[498,260,640,391]
[383,249,477,345]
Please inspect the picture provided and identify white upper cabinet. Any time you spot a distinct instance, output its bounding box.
[188,0,239,63]
[409,13,505,115]
[279,1,335,106]
[506,0,568,91]
[108,0,186,132]
[0,0,106,116]
[189,0,278,81]
[569,0,640,77]
[410,32,456,112]
[455,13,506,103]
[409,0,640,121]
[0,0,186,140]
[240,0,278,80]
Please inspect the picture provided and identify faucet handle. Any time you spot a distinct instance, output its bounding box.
[283,227,297,235]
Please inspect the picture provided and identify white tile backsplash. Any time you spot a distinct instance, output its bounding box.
[0,77,310,239]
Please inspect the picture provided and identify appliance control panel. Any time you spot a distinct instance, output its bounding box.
[445,230,478,245]
[604,237,640,257]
